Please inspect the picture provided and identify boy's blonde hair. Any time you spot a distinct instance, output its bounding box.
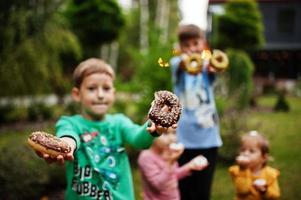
[177,24,205,43]
[73,58,115,88]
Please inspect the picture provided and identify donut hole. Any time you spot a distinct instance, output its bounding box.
[215,55,223,63]
[149,90,182,127]
[161,105,171,113]
[190,59,198,68]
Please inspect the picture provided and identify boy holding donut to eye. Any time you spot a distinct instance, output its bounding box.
[35,58,177,200]
[169,24,223,200]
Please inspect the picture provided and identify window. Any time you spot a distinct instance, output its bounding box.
[277,8,296,34]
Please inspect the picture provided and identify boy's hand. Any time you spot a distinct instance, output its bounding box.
[208,65,218,73]
[188,155,209,171]
[35,137,76,166]
[146,121,177,136]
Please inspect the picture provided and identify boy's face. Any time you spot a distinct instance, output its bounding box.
[72,73,115,120]
[180,37,205,55]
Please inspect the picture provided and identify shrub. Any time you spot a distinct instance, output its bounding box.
[225,49,254,110]
[27,103,53,121]
[274,91,290,112]
[219,110,249,162]
[64,101,80,115]
[0,104,27,124]
[0,135,66,199]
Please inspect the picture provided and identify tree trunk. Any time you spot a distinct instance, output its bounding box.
[155,0,170,43]
[139,0,149,53]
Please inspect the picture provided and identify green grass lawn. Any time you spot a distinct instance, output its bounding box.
[133,96,301,200]
[1,95,300,199]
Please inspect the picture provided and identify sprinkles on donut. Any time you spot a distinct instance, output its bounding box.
[148,90,182,127]
[28,131,71,158]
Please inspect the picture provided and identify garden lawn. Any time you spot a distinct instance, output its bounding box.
[212,96,300,200]
[1,96,300,199]
[132,96,301,200]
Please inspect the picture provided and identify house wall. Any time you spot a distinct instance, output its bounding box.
[260,2,301,50]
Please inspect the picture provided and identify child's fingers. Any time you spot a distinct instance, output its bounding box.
[208,66,217,73]
[43,154,55,164]
[57,155,65,165]
[65,153,74,161]
[146,126,155,133]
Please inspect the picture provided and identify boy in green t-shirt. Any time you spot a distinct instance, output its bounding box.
[36,58,176,200]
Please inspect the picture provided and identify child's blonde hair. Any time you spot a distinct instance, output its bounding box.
[73,58,115,88]
[241,130,270,165]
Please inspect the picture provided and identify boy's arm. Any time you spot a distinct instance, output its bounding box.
[170,56,182,84]
[120,115,176,149]
[36,116,79,165]
[120,115,154,149]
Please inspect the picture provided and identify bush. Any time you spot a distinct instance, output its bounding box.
[64,101,80,116]
[212,0,264,50]
[0,104,27,124]
[0,134,66,199]
[27,103,53,121]
[225,49,254,110]
[274,91,290,112]
[219,110,249,162]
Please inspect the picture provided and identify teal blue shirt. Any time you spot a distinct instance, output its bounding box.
[56,114,154,200]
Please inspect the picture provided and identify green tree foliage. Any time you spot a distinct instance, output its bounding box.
[210,0,265,161]
[129,31,174,121]
[114,0,179,121]
[0,0,81,97]
[214,0,264,50]
[65,0,125,57]
[226,49,254,109]
[211,0,265,109]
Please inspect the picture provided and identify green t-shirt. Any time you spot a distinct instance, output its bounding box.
[56,114,154,200]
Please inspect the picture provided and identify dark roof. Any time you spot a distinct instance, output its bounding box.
[209,0,300,4]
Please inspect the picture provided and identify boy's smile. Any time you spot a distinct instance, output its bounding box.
[72,73,115,120]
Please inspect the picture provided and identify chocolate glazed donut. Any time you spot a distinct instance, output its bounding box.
[148,90,182,127]
[28,131,71,158]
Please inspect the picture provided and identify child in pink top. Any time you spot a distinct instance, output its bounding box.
[138,129,208,200]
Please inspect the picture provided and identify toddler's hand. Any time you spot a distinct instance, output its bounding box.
[253,179,267,194]
[35,137,76,166]
[188,155,209,171]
